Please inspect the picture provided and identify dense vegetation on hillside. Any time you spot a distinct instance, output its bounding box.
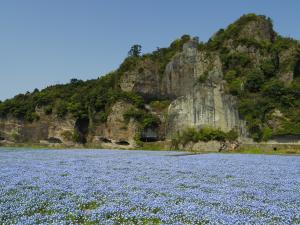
[0,14,300,142]
[204,14,300,141]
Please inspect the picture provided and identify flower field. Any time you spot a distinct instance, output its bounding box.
[0,148,300,224]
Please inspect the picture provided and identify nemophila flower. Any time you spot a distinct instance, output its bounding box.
[0,149,299,224]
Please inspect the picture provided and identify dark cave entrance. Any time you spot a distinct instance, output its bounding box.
[99,137,112,143]
[115,140,130,146]
[0,132,4,141]
[74,118,89,144]
[140,128,159,142]
[294,58,300,78]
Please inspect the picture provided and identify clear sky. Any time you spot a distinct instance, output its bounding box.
[0,0,299,101]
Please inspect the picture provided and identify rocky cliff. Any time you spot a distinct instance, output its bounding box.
[1,14,300,150]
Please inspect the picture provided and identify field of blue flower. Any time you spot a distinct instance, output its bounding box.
[0,148,300,225]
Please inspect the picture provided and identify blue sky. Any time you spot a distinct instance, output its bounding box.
[0,0,299,101]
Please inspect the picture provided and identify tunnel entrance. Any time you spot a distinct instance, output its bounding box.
[74,118,89,144]
[141,128,159,142]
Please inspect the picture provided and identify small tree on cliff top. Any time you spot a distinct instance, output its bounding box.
[128,44,142,57]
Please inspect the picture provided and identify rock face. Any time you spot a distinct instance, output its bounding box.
[161,39,200,98]
[177,140,240,152]
[167,85,247,137]
[118,38,249,140]
[238,16,275,42]
[0,113,76,145]
[120,59,162,100]
[92,101,138,147]
[278,43,300,84]
[164,39,246,137]
[119,38,247,138]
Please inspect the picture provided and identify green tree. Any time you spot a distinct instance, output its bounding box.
[128,44,142,57]
[245,69,265,92]
[261,60,276,78]
[56,101,68,118]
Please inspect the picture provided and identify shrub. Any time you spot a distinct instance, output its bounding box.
[44,105,53,115]
[61,131,73,141]
[261,60,276,78]
[149,100,171,111]
[25,112,40,123]
[123,108,160,129]
[223,52,251,69]
[198,72,209,83]
[226,129,239,141]
[244,69,265,92]
[262,79,284,98]
[172,127,238,147]
[72,131,82,143]
[262,127,273,141]
[228,79,243,96]
[97,111,108,123]
[224,70,237,82]
[55,101,68,118]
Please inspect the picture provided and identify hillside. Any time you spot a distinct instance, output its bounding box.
[0,14,300,151]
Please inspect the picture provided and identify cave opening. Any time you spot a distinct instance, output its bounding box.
[294,58,300,77]
[47,137,62,143]
[115,140,130,145]
[140,128,159,142]
[99,137,112,143]
[74,118,89,144]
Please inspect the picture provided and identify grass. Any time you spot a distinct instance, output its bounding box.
[1,142,300,156]
[135,141,170,151]
[234,146,300,155]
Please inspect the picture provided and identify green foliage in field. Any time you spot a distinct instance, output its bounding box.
[172,127,238,148]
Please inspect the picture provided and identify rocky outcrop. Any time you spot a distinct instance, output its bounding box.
[119,38,248,139]
[238,16,275,42]
[161,39,199,98]
[164,39,246,137]
[167,84,247,137]
[161,38,224,98]
[278,43,300,84]
[176,140,240,152]
[120,59,162,100]
[92,101,138,148]
[0,113,76,146]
